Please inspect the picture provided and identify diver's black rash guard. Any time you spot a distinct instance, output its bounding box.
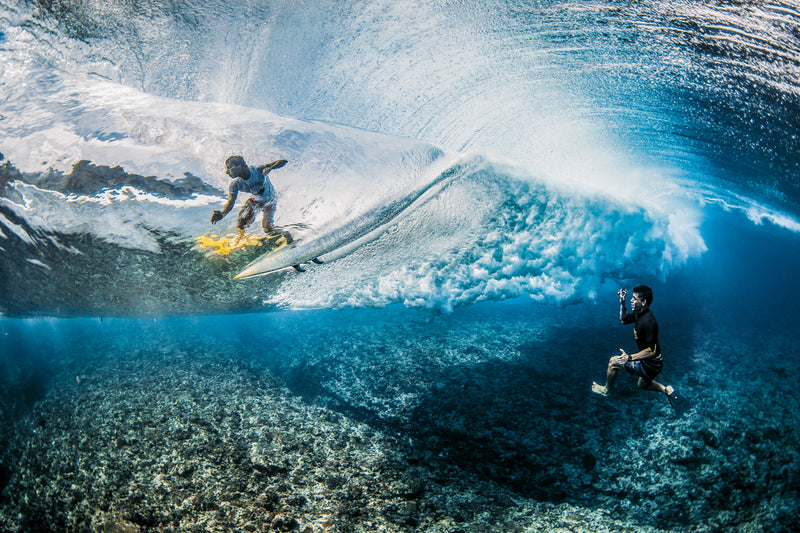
[621,307,661,357]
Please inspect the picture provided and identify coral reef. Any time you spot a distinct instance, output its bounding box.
[0,305,798,532]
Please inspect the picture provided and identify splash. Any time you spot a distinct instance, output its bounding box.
[1,0,799,316]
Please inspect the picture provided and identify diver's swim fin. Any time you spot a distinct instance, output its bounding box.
[666,388,690,416]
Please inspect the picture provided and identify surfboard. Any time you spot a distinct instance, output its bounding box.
[234,157,462,279]
[233,239,326,278]
[233,195,427,278]
[195,232,287,256]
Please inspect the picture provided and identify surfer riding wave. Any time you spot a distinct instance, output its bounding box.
[210,155,321,272]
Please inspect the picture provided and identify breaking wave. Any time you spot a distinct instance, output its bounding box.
[1,0,799,316]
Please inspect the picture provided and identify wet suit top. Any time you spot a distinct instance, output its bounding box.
[621,307,661,357]
[621,307,663,382]
[228,166,276,205]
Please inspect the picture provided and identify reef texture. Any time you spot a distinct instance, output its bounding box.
[0,307,798,532]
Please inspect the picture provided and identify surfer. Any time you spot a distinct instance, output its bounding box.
[591,285,687,414]
[210,155,318,272]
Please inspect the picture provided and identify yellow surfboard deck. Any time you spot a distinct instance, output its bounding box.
[196,232,288,256]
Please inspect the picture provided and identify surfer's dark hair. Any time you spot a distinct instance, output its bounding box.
[225,155,246,169]
[633,285,653,306]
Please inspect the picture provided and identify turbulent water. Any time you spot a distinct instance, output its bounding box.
[1,1,800,531]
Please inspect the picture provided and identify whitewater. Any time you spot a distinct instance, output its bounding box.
[1,0,799,531]
[2,0,798,315]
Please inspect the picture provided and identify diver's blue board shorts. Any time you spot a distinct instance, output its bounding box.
[624,358,663,383]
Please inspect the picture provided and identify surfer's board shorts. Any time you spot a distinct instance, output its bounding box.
[238,197,276,231]
[623,358,663,383]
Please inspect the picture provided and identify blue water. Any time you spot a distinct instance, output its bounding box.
[1,0,799,531]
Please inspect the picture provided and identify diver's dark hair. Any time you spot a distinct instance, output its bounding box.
[225,155,246,169]
[633,285,653,306]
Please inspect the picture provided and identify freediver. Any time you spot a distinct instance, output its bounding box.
[591,285,687,414]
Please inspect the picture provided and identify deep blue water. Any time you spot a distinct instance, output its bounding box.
[1,0,800,531]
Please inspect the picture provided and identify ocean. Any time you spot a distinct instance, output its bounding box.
[1,0,799,531]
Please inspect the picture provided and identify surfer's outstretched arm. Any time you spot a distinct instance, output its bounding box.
[265,159,288,171]
[256,159,288,176]
[211,192,237,223]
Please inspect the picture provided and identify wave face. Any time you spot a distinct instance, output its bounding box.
[1,0,800,316]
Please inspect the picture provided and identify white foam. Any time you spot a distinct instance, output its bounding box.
[0,211,35,245]
[2,183,216,252]
[263,161,707,311]
[26,258,51,270]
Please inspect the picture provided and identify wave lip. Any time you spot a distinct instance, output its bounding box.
[264,159,707,312]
